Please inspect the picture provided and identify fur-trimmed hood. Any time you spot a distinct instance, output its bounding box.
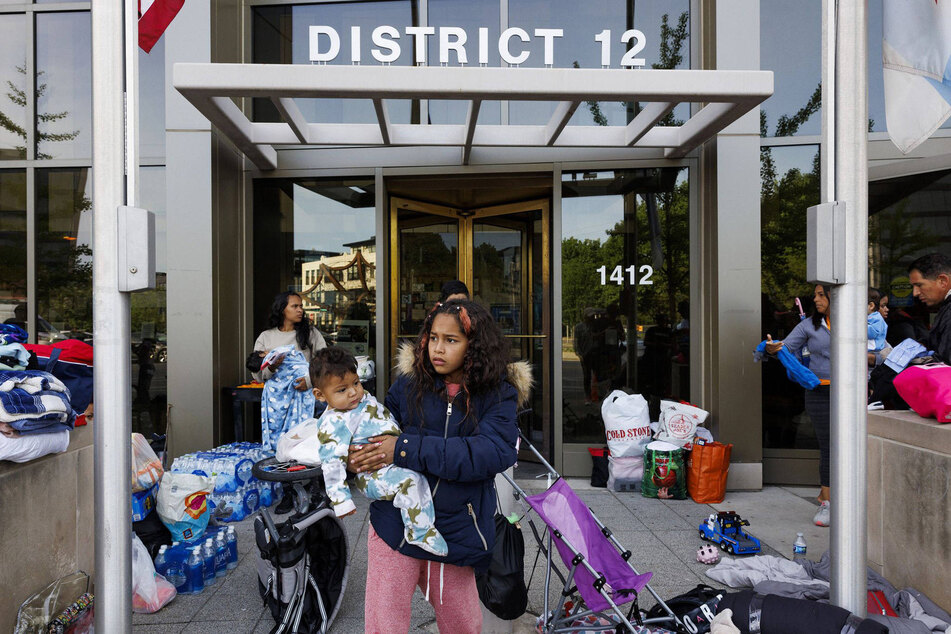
[395,342,534,408]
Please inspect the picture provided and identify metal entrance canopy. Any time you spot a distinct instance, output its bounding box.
[174,64,772,170]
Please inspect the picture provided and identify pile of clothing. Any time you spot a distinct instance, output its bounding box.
[0,368,75,463]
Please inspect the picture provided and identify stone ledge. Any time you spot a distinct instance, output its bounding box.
[868,409,951,455]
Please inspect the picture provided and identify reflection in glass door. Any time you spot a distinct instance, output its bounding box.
[390,197,551,461]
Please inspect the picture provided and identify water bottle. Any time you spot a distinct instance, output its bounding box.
[794,532,807,556]
[165,544,187,591]
[202,539,217,586]
[801,346,811,369]
[226,527,238,570]
[214,532,229,577]
[154,545,169,578]
[184,547,205,594]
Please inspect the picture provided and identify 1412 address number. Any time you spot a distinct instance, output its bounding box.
[596,265,654,286]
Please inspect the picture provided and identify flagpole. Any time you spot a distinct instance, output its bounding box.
[829,0,869,615]
[92,0,133,630]
[125,0,139,205]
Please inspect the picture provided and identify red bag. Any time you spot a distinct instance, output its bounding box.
[867,590,898,617]
[686,440,732,503]
[893,363,951,423]
[23,340,94,423]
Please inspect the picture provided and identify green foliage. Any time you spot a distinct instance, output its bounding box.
[561,178,690,328]
[869,203,940,293]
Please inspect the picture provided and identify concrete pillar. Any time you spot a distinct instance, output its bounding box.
[165,0,215,457]
[700,0,764,488]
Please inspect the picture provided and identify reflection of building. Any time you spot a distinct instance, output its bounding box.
[300,238,376,334]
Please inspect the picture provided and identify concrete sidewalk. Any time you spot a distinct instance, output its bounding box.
[132,475,830,633]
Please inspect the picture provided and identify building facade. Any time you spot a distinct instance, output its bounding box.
[2,0,949,483]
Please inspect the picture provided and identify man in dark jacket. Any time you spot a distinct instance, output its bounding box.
[908,253,951,363]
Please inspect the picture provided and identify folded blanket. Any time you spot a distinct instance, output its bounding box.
[0,371,75,433]
[0,323,28,345]
[0,369,68,394]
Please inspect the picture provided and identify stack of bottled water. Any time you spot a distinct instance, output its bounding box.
[170,442,281,522]
[154,526,240,595]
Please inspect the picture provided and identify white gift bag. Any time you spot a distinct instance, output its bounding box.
[656,400,709,449]
[600,390,652,458]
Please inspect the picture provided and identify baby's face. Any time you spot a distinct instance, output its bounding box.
[316,371,364,411]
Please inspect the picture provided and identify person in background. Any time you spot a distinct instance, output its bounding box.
[252,291,327,513]
[252,291,327,389]
[766,284,832,527]
[908,253,951,363]
[438,279,470,303]
[867,288,889,367]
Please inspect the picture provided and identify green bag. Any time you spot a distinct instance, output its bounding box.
[641,441,687,499]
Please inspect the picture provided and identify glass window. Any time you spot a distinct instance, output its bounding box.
[760,145,819,450]
[509,0,690,126]
[760,0,821,138]
[36,167,93,345]
[0,170,26,326]
[139,38,166,159]
[35,11,92,160]
[253,178,378,362]
[561,167,689,444]
[427,0,501,124]
[252,2,417,125]
[0,14,27,160]
[869,169,951,338]
[132,166,167,434]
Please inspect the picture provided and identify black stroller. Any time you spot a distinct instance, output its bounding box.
[252,458,349,634]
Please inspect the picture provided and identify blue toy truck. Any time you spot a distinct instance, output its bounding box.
[699,511,761,555]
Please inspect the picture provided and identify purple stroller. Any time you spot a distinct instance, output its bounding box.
[502,436,683,633]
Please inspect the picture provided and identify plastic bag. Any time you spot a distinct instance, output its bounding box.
[15,571,91,634]
[642,440,687,499]
[686,440,732,504]
[607,454,643,492]
[476,514,527,620]
[275,418,322,466]
[656,400,709,450]
[132,432,164,492]
[132,533,177,613]
[157,471,214,542]
[600,390,651,458]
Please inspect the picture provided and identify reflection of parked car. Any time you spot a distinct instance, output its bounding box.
[699,511,761,555]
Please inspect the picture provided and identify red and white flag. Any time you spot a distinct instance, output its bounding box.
[139,0,185,53]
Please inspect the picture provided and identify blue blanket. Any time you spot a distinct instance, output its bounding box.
[0,369,76,434]
[260,345,316,453]
[754,340,822,390]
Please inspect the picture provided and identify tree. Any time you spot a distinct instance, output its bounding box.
[1,64,80,159]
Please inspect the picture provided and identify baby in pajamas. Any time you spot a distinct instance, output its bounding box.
[311,347,447,556]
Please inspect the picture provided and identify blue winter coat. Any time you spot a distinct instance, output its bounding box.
[371,373,520,572]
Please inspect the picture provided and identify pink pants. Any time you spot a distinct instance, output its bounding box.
[365,525,482,634]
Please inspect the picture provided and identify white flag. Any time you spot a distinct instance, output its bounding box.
[883,0,951,153]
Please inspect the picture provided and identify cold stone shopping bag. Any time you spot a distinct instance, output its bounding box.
[601,391,652,457]
[601,391,651,490]
[686,440,732,504]
[641,440,687,500]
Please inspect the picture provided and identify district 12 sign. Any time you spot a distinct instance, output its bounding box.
[309,26,647,67]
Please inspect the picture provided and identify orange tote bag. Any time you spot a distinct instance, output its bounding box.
[686,440,732,503]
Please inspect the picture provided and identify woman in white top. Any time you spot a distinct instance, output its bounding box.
[252,292,327,390]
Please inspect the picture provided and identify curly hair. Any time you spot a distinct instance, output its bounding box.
[409,300,509,429]
[309,346,358,388]
[266,291,312,351]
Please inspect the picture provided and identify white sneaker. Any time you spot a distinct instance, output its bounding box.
[813,500,830,527]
